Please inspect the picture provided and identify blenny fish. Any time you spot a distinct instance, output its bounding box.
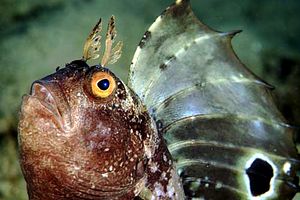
[18,0,299,200]
[18,15,183,200]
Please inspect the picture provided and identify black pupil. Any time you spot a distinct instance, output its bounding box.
[97,79,110,90]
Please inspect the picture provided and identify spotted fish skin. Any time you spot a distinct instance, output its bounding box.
[18,60,184,200]
[129,0,300,199]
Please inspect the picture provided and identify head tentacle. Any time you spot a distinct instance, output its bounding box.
[82,16,123,67]
[82,18,102,61]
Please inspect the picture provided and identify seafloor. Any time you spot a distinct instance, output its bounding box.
[0,0,299,199]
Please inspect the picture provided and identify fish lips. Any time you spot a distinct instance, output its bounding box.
[21,80,72,131]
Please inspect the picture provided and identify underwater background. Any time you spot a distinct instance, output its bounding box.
[0,0,299,199]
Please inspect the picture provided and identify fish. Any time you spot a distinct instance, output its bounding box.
[18,0,300,199]
[18,16,184,200]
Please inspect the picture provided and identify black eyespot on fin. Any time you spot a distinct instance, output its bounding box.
[246,158,274,196]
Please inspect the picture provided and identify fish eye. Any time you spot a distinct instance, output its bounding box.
[97,79,110,90]
[91,71,116,98]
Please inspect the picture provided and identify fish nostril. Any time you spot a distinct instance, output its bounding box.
[246,158,274,196]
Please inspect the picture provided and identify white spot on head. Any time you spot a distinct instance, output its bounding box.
[154,182,164,197]
[74,165,81,170]
[76,92,82,97]
[167,184,175,197]
[163,154,168,162]
[149,162,159,173]
[104,148,110,152]
[161,171,167,180]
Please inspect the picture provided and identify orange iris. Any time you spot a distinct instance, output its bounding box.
[91,72,116,98]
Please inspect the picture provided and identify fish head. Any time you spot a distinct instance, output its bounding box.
[18,60,152,199]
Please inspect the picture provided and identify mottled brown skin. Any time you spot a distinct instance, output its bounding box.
[18,60,183,200]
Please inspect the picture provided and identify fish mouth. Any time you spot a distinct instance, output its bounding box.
[25,81,71,131]
[30,82,59,114]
